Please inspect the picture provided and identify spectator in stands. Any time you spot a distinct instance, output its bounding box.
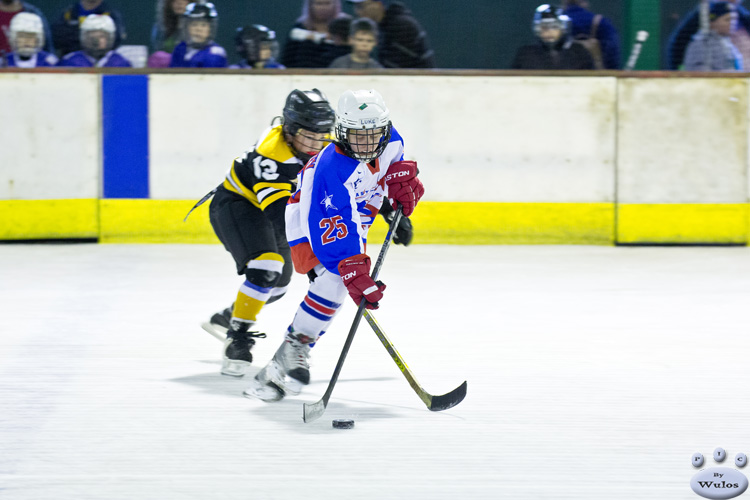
[667,0,750,70]
[231,24,285,69]
[683,2,743,71]
[346,0,435,68]
[3,12,57,67]
[0,0,53,58]
[57,13,131,67]
[51,0,125,58]
[152,0,189,54]
[325,14,353,62]
[512,4,595,70]
[561,0,620,69]
[329,17,383,68]
[170,2,227,68]
[281,0,350,68]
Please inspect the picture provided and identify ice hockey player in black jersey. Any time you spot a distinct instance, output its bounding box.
[203,89,335,376]
[511,4,594,70]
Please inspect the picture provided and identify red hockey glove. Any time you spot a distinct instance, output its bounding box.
[384,160,424,217]
[338,254,386,310]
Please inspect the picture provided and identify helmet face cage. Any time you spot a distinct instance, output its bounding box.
[335,123,391,163]
[282,89,335,162]
[236,25,278,65]
[533,4,570,44]
[182,2,218,48]
[80,15,116,59]
[10,13,44,58]
[335,89,392,163]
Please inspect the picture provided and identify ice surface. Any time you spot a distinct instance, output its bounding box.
[1,243,749,499]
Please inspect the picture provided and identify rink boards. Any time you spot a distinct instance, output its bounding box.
[0,72,748,244]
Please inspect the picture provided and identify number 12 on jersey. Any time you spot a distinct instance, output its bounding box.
[320,216,348,244]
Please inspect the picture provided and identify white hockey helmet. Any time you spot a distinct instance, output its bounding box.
[335,89,392,162]
[80,14,116,58]
[10,12,44,58]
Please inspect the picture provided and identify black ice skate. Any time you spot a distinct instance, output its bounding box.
[221,322,266,377]
[201,306,233,341]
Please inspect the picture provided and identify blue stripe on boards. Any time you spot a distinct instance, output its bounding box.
[102,75,149,198]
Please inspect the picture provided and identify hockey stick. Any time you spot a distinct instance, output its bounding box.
[624,31,649,71]
[303,207,403,423]
[363,310,467,411]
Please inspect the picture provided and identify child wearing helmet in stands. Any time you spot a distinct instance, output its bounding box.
[244,89,424,402]
[57,13,130,67]
[169,1,227,68]
[230,24,285,69]
[511,4,594,70]
[3,12,57,67]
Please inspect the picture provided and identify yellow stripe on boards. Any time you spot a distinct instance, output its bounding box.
[616,204,749,244]
[369,202,615,245]
[100,199,219,244]
[7,199,748,245]
[0,199,98,239]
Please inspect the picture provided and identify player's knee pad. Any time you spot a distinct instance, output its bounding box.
[244,252,284,289]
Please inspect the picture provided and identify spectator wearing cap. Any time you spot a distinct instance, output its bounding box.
[683,1,743,71]
[346,0,435,68]
[667,0,750,70]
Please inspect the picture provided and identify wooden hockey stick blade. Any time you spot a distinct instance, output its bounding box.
[363,310,467,412]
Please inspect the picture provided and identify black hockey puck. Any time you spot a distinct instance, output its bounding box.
[332,419,354,429]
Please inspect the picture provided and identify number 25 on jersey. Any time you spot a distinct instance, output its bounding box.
[320,216,348,244]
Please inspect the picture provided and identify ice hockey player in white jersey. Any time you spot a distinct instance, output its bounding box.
[245,89,425,402]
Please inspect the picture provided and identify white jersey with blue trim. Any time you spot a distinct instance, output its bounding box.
[286,126,405,274]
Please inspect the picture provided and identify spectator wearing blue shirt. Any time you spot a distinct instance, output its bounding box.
[561,0,621,69]
[3,11,57,67]
[170,2,227,68]
[51,0,125,58]
[58,13,130,67]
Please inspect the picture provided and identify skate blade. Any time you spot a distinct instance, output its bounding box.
[221,358,250,377]
[202,322,228,341]
[244,380,285,402]
[261,360,304,396]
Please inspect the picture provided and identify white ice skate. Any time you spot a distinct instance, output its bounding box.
[243,330,313,400]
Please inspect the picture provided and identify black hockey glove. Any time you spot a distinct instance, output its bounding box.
[382,210,414,246]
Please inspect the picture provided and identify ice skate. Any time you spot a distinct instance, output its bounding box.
[220,322,266,377]
[250,329,314,397]
[243,375,286,403]
[201,306,232,341]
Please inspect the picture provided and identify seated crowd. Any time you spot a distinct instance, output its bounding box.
[0,0,746,71]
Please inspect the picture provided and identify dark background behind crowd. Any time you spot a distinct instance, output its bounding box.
[13,0,714,69]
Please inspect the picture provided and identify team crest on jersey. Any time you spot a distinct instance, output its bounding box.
[321,192,337,211]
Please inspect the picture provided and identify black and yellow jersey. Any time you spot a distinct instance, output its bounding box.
[222,125,302,212]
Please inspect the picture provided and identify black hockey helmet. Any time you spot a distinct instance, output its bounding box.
[182,2,219,48]
[533,4,570,46]
[282,89,335,136]
[235,24,278,65]
[281,89,335,162]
